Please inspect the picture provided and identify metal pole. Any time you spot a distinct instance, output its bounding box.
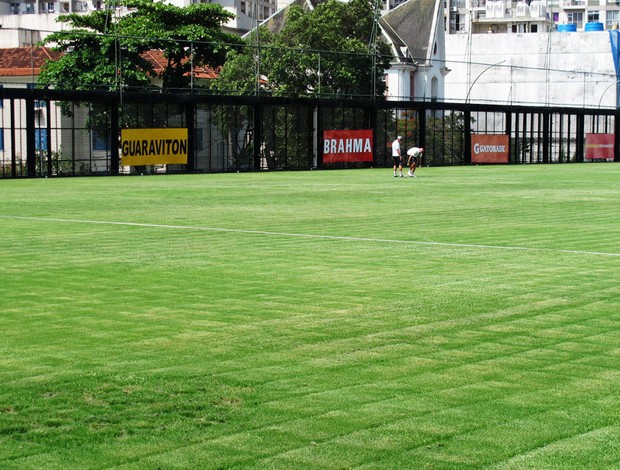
[466,60,505,103]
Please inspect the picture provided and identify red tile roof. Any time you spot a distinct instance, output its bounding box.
[0,47,62,77]
[141,49,220,79]
[0,47,219,79]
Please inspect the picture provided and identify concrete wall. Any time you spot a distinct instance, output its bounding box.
[444,31,618,108]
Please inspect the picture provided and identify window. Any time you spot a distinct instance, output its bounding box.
[567,12,584,29]
[0,130,4,151]
[92,129,109,151]
[588,11,599,22]
[607,10,618,29]
[35,128,47,151]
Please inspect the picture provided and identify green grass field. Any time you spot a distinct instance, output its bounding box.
[1,164,620,469]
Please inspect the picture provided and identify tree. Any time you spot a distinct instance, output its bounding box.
[214,0,391,99]
[38,0,242,92]
[210,0,391,171]
[269,0,390,98]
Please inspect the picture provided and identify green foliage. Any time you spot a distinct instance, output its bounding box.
[211,34,273,96]
[511,136,533,163]
[39,0,242,91]
[426,111,466,165]
[215,0,391,98]
[395,109,419,143]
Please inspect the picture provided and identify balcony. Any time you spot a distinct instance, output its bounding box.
[10,3,36,14]
[561,0,586,7]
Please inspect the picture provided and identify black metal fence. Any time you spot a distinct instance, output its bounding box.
[0,87,618,178]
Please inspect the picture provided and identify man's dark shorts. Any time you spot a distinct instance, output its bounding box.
[392,156,402,166]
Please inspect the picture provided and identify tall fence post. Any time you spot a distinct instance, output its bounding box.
[316,103,323,168]
[253,100,262,170]
[369,106,377,166]
[576,113,585,163]
[542,111,550,164]
[505,110,512,163]
[110,100,119,175]
[615,111,620,162]
[185,99,195,172]
[418,108,426,150]
[25,95,36,177]
[464,110,472,165]
[45,101,52,177]
[9,99,16,178]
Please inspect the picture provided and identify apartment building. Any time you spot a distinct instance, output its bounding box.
[446,0,620,34]
[0,0,280,47]
[1,0,617,47]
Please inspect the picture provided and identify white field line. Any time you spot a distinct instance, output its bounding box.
[3,215,620,258]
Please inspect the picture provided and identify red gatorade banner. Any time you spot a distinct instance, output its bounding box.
[585,134,614,160]
[323,129,373,163]
[471,134,509,164]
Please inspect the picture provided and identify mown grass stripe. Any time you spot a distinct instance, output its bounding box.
[2,214,620,258]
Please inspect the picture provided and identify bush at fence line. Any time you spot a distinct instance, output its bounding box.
[1,163,16,176]
[32,148,99,177]
[425,112,467,166]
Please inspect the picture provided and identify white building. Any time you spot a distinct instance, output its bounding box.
[0,0,618,45]
[446,0,620,35]
[380,0,450,101]
[444,29,618,107]
[180,0,279,34]
[0,0,279,43]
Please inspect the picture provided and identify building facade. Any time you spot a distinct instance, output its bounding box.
[380,0,450,101]
[446,0,620,35]
[0,0,618,46]
[0,0,279,44]
[443,30,618,107]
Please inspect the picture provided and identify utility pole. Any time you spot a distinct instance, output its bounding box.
[369,0,381,100]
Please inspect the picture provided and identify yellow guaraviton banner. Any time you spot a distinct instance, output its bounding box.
[121,128,188,166]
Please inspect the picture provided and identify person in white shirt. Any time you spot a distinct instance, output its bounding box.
[391,136,404,177]
[406,146,424,177]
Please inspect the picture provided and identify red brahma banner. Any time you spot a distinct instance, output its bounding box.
[471,134,509,164]
[585,134,614,160]
[323,129,373,163]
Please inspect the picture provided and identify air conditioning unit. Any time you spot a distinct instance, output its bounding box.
[73,1,87,11]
